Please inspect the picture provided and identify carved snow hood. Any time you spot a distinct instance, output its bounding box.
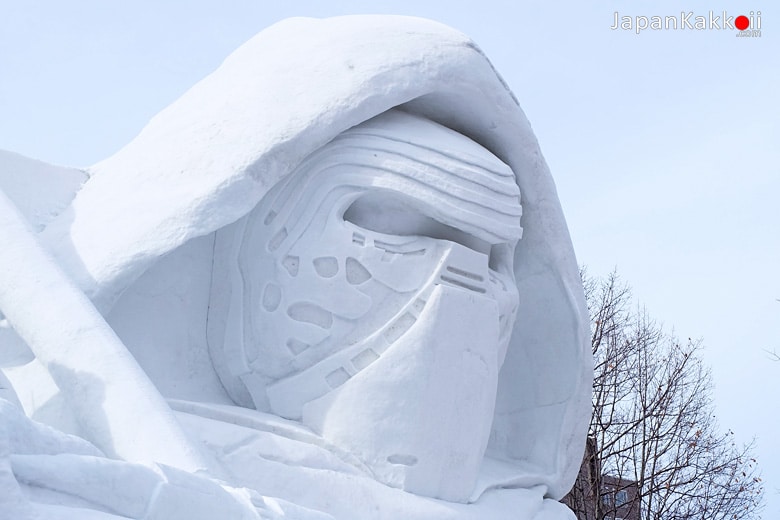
[40,15,592,500]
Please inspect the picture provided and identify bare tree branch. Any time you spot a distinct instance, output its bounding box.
[565,270,763,520]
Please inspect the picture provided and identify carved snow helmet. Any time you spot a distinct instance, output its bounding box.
[209,110,522,413]
[207,111,524,500]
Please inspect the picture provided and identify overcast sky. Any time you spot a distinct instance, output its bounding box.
[2,0,778,514]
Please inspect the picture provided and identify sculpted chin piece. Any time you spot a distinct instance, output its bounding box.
[0,15,592,520]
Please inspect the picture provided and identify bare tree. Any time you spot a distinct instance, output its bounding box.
[566,271,763,520]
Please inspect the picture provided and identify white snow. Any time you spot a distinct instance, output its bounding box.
[0,149,86,232]
[0,189,207,471]
[0,15,590,519]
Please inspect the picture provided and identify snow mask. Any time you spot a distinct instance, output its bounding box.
[208,110,523,501]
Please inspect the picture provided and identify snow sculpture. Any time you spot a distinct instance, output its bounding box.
[208,110,523,501]
[0,15,591,520]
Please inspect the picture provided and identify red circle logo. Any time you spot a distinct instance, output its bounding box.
[735,15,750,30]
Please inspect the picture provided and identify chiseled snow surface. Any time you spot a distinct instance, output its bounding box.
[0,15,589,520]
[0,150,88,370]
[0,186,207,472]
[171,401,574,520]
[0,149,86,232]
[36,14,590,499]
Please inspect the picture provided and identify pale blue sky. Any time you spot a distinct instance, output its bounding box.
[2,0,778,513]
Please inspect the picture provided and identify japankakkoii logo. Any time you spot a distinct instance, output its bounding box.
[611,11,762,37]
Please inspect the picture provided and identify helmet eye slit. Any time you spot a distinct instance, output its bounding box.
[343,191,491,255]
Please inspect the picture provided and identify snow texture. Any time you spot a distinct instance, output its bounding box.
[0,15,590,520]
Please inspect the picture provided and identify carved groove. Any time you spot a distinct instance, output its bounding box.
[440,275,487,294]
[345,257,371,285]
[262,283,281,312]
[287,302,334,329]
[326,368,350,389]
[313,256,339,278]
[268,228,288,251]
[351,349,379,370]
[282,255,299,276]
[286,338,309,355]
[387,454,418,466]
[383,313,416,343]
[446,265,484,281]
